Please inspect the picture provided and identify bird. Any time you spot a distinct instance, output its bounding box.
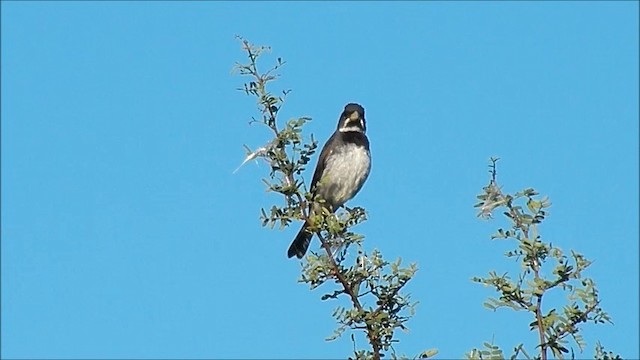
[287,103,371,259]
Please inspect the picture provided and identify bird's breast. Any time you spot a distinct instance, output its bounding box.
[317,143,371,208]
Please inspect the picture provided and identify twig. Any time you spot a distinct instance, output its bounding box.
[317,232,382,360]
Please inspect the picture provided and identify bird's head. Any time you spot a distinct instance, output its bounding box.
[337,103,366,133]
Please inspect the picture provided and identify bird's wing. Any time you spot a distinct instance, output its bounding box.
[310,133,337,192]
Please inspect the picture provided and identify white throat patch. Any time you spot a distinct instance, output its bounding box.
[339,126,364,133]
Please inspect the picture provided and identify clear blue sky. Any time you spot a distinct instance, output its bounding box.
[2,2,638,359]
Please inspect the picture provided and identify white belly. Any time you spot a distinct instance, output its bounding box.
[317,144,371,208]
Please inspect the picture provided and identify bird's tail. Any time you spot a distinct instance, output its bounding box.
[288,224,313,259]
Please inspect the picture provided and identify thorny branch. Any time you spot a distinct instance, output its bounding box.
[234,37,419,360]
[470,158,615,360]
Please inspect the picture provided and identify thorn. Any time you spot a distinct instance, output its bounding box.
[233,146,265,174]
[232,139,277,174]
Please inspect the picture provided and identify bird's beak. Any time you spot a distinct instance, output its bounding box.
[341,110,365,131]
[348,111,364,128]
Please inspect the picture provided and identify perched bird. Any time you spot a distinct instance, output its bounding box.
[287,103,371,259]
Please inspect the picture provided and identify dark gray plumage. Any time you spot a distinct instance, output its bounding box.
[288,103,371,259]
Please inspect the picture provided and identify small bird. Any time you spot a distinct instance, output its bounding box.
[287,103,371,259]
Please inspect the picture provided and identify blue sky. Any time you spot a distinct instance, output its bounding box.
[2,1,638,359]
